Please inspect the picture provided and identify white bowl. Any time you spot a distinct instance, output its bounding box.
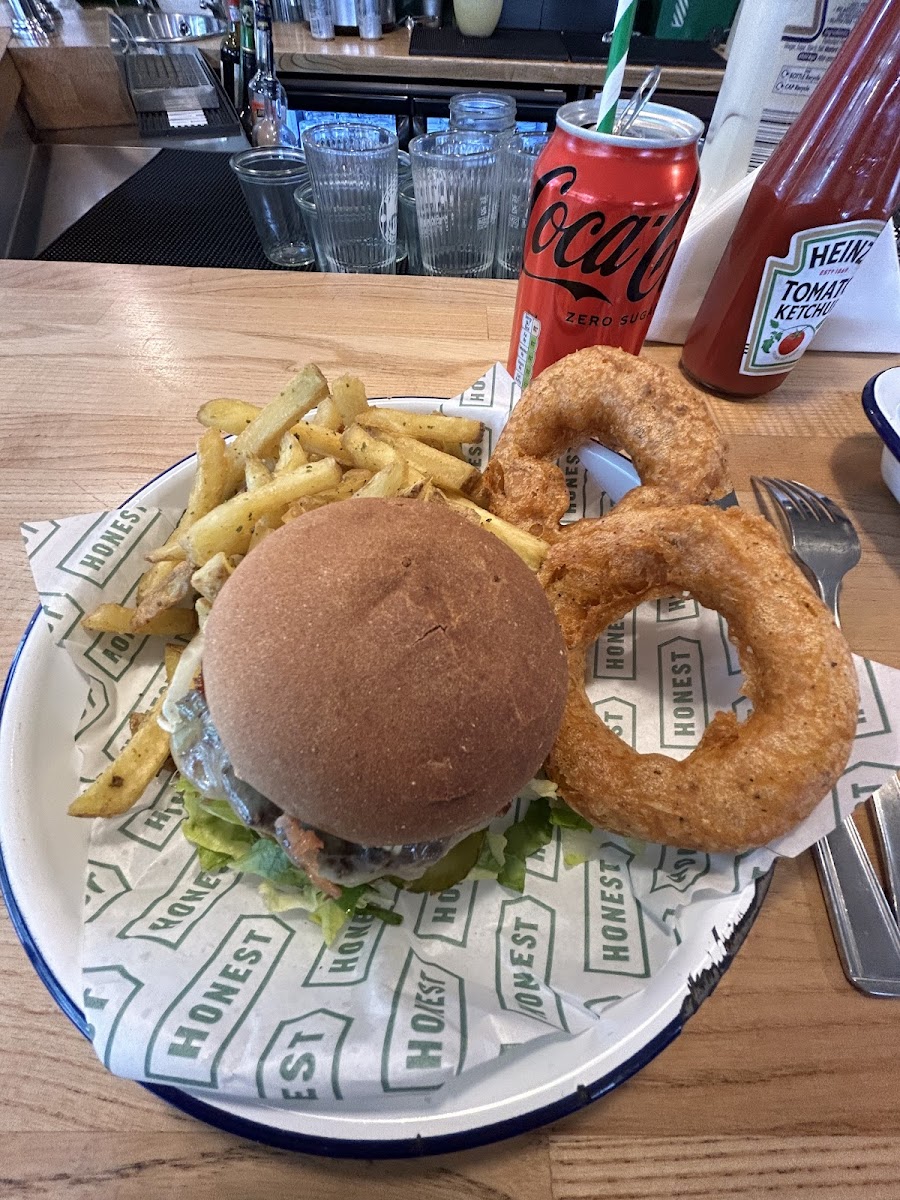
[863,365,900,506]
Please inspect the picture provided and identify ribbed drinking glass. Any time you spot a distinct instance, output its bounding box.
[495,131,549,279]
[409,130,502,278]
[301,122,398,274]
[398,177,422,275]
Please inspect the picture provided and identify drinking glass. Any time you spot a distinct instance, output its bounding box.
[452,0,503,37]
[230,146,315,268]
[449,90,516,135]
[295,180,409,274]
[293,181,327,271]
[495,131,549,279]
[408,130,502,278]
[398,177,421,275]
[301,0,334,38]
[355,0,381,38]
[301,122,398,274]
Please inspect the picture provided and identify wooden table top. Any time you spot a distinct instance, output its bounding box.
[0,261,898,1199]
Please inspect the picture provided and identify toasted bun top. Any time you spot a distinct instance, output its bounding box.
[202,497,567,845]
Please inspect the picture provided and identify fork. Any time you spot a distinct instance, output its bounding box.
[752,476,900,997]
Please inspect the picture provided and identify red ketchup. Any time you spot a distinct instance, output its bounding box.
[680,0,900,399]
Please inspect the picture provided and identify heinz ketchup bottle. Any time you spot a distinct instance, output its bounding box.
[680,0,900,399]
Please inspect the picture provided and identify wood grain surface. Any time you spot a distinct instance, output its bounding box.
[0,262,898,1198]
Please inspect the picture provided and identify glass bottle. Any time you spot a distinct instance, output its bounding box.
[220,2,242,110]
[238,0,257,135]
[680,0,900,398]
[248,0,297,147]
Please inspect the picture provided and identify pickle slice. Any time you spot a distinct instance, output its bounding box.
[399,831,485,894]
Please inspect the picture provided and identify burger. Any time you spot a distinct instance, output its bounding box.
[162,498,569,934]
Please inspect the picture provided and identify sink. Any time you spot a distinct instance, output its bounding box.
[112,10,226,44]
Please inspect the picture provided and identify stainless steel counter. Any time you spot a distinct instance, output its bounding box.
[1,110,248,257]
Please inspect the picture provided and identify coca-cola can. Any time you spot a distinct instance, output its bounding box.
[508,99,703,387]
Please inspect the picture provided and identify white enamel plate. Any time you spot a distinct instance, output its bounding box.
[0,398,769,1157]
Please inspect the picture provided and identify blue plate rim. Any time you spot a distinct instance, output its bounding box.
[862,366,900,464]
[0,415,773,1158]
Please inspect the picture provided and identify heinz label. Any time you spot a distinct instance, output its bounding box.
[740,220,881,375]
[508,102,701,386]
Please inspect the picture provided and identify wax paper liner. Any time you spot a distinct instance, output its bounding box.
[21,364,900,1106]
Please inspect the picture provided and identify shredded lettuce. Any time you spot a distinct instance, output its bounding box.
[257,879,319,915]
[550,799,593,832]
[497,797,555,892]
[174,778,387,944]
[173,775,600,939]
[468,830,507,880]
[178,779,256,868]
[560,827,597,869]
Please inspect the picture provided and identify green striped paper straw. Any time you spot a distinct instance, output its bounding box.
[596,0,638,134]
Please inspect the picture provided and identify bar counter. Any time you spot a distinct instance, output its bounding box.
[0,0,722,134]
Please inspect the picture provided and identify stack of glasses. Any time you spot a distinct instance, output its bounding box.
[409,93,549,280]
[231,96,549,277]
[300,123,400,273]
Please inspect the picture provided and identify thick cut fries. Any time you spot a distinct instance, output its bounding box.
[441,492,549,571]
[196,398,261,435]
[224,364,329,492]
[358,408,483,446]
[182,457,341,564]
[69,690,170,817]
[136,428,228,603]
[352,458,407,499]
[274,432,308,473]
[144,544,187,564]
[195,596,213,630]
[292,422,355,465]
[244,456,272,491]
[247,514,278,550]
[133,560,194,631]
[191,552,236,602]
[164,642,184,681]
[311,395,344,431]
[82,603,198,639]
[360,427,481,494]
[281,470,372,520]
[340,424,399,474]
[331,375,369,424]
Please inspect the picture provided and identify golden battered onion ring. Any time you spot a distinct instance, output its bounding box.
[539,502,859,851]
[484,346,731,538]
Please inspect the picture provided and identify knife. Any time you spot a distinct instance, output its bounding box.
[815,773,900,998]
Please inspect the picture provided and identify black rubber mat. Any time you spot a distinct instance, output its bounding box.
[133,56,242,140]
[409,24,568,61]
[38,149,287,271]
[137,104,242,140]
[562,31,724,67]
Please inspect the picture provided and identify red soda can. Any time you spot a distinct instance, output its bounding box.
[508,99,703,387]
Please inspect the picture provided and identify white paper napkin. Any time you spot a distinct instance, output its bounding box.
[21,364,900,1103]
[648,180,900,353]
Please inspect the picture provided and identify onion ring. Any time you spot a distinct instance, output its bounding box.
[539,502,859,851]
[484,346,731,538]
